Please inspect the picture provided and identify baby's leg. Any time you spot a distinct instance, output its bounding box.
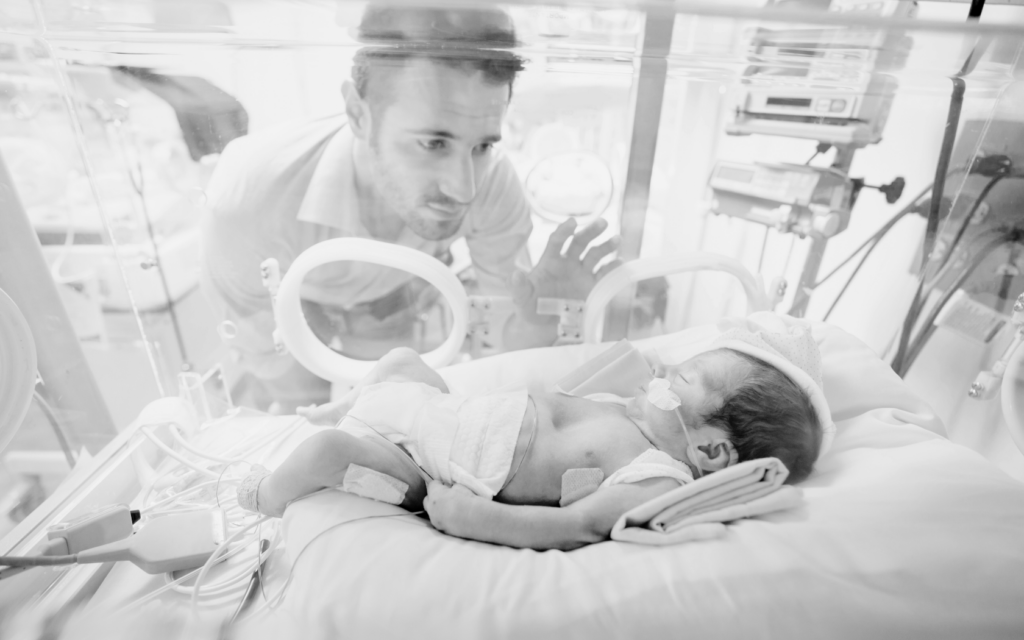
[370,346,449,392]
[256,428,427,516]
[299,347,448,426]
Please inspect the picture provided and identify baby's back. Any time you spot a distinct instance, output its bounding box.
[496,390,655,506]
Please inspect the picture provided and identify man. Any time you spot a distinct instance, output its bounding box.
[200,7,620,410]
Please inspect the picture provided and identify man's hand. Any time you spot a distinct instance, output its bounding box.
[510,218,622,325]
[423,481,479,537]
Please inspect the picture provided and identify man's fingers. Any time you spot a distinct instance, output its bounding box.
[581,235,619,272]
[595,257,625,280]
[539,218,577,263]
[564,218,609,261]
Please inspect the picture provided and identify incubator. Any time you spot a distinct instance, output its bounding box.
[2,0,1024,637]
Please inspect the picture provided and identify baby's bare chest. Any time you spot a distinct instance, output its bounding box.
[545,397,650,466]
[498,393,652,504]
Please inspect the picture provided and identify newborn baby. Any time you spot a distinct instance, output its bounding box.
[240,314,830,550]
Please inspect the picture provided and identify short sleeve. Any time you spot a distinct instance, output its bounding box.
[463,154,533,295]
[602,449,694,488]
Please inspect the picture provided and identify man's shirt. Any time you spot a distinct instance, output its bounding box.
[200,114,532,380]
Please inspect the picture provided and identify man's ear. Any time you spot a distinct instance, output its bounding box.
[341,80,372,141]
[692,440,738,473]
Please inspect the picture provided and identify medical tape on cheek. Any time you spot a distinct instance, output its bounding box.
[559,468,605,507]
[342,464,409,505]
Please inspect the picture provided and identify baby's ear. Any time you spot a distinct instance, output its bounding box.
[694,440,739,472]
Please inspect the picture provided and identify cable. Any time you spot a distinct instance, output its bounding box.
[931,175,1006,276]
[126,417,288,608]
[898,234,1011,376]
[0,554,77,567]
[170,424,247,465]
[822,232,882,322]
[190,516,271,617]
[813,182,934,289]
[256,510,424,616]
[228,538,270,625]
[757,226,769,274]
[32,390,77,467]
[140,426,231,482]
[110,116,190,368]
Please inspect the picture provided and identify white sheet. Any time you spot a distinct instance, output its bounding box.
[274,322,1024,639]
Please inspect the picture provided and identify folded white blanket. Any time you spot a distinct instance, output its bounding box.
[610,457,803,546]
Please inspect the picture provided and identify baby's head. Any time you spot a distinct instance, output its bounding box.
[699,349,822,483]
[636,346,823,483]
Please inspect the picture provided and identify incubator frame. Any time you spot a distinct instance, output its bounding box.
[2,0,1024,622]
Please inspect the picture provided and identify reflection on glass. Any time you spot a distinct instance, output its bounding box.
[301,265,453,361]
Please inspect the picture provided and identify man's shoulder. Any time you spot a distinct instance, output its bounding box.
[206,114,347,217]
[223,113,346,162]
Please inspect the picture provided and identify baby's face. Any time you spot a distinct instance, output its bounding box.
[626,349,750,458]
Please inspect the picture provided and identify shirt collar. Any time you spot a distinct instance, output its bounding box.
[296,121,362,234]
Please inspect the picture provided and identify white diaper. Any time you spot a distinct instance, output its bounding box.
[340,381,528,499]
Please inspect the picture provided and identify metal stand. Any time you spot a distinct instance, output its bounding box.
[604,7,674,341]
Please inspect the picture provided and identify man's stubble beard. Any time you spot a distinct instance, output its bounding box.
[368,142,464,242]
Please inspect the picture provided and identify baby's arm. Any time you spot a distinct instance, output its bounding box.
[424,478,679,550]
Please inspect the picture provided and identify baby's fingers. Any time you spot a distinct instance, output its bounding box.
[298,399,351,426]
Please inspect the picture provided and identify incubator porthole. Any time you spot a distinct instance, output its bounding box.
[217,320,238,341]
[525,152,614,224]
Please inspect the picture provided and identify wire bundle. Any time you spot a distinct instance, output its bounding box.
[120,411,307,618]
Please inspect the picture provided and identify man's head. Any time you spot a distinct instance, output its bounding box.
[342,7,524,241]
[629,348,822,483]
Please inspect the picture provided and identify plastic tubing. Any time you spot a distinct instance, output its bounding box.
[145,481,219,512]
[273,238,469,384]
[190,516,271,618]
[118,533,260,612]
[140,427,226,482]
[582,252,770,343]
[170,424,246,464]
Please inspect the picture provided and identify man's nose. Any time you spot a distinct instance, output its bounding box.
[438,152,476,204]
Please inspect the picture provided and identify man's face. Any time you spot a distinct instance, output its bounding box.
[363,58,509,241]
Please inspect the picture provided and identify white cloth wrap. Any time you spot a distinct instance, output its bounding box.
[602,449,694,488]
[341,381,527,499]
[611,457,800,546]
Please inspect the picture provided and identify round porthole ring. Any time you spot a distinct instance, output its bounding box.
[274,238,469,384]
[0,287,37,455]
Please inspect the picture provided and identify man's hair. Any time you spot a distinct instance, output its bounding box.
[701,350,822,483]
[352,6,525,106]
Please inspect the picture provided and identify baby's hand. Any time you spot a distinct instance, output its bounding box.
[424,482,477,536]
[297,392,358,426]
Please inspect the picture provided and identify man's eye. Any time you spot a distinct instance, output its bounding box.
[475,142,493,154]
[420,139,447,151]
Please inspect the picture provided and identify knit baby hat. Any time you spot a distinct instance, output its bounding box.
[711,312,835,457]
